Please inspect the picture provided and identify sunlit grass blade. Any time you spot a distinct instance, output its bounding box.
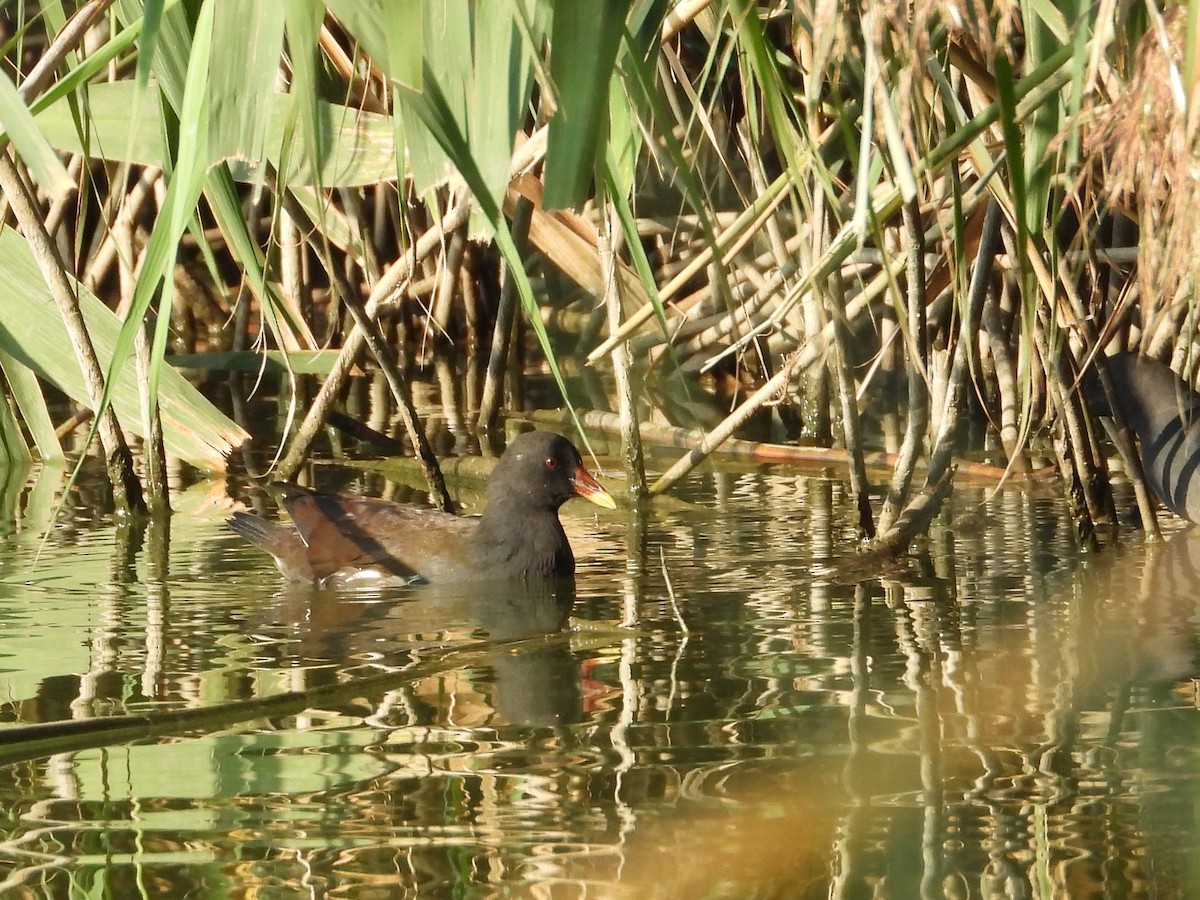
[280,0,327,191]
[0,69,73,198]
[617,25,734,305]
[36,81,404,188]
[543,1,632,210]
[0,351,62,462]
[96,0,214,454]
[209,0,285,169]
[207,168,316,349]
[0,230,247,469]
[392,0,470,193]
[0,377,32,468]
[469,0,540,236]
[136,0,164,86]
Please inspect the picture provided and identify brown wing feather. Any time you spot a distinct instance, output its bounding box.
[281,490,477,582]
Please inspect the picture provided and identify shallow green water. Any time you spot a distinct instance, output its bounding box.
[1,463,1199,898]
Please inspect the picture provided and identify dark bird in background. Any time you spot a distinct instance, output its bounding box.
[1085,351,1200,523]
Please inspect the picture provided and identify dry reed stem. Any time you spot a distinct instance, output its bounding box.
[0,150,146,515]
[478,197,534,430]
[601,201,647,498]
[277,130,549,473]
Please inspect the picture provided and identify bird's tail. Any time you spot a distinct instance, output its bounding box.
[226,511,285,548]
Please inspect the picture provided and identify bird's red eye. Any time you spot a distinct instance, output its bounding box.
[544,456,558,469]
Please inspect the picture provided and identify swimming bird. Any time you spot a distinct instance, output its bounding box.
[228,430,617,587]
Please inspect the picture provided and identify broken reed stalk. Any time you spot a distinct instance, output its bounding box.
[0,150,146,516]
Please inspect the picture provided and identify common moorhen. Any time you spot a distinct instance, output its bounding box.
[1086,351,1200,522]
[228,430,617,587]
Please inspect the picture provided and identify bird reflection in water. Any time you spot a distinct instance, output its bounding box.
[251,576,585,728]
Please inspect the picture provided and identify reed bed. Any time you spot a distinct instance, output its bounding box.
[0,1,1194,549]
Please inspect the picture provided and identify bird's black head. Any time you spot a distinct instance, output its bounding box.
[489,431,616,512]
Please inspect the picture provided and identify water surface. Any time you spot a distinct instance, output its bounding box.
[1,464,1198,897]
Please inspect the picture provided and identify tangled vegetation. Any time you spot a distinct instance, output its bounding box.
[0,0,1195,548]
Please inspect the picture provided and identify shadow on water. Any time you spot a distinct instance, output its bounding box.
[1,466,1200,896]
